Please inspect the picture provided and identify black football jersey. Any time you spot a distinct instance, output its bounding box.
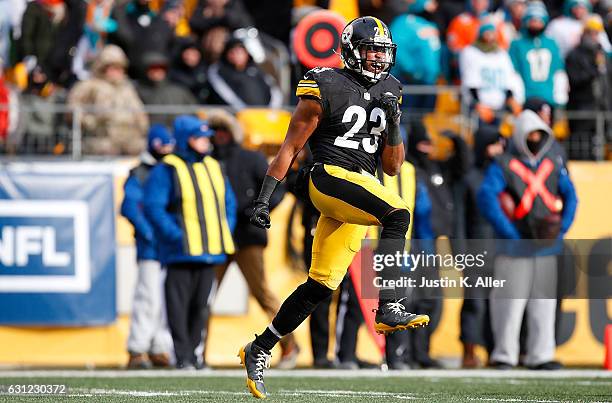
[296,67,403,175]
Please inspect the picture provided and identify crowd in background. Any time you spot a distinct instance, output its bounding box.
[0,0,598,370]
[0,0,609,158]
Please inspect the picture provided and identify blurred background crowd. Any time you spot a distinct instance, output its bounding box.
[0,0,609,159]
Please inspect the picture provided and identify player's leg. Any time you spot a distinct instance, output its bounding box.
[308,164,430,334]
[239,215,362,398]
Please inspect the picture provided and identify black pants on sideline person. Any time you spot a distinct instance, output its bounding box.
[165,263,215,367]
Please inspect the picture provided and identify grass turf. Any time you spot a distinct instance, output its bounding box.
[1,375,610,402]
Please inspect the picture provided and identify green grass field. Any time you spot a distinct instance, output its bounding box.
[1,370,610,402]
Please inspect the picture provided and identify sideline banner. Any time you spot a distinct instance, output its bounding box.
[0,165,116,325]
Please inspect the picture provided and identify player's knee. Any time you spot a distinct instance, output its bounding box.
[303,277,334,304]
[380,208,411,238]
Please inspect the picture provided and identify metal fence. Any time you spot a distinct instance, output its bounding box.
[1,85,610,160]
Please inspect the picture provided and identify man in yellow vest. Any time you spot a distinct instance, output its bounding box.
[144,115,236,370]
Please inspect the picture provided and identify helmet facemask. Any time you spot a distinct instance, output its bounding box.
[341,26,396,83]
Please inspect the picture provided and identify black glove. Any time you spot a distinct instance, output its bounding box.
[380,92,402,146]
[380,92,401,125]
[250,201,271,229]
[250,175,280,229]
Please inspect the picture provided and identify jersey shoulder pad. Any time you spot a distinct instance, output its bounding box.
[296,67,339,99]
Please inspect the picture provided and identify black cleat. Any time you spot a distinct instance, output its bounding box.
[374,299,430,335]
[238,342,271,399]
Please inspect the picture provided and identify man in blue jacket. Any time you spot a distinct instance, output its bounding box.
[144,115,237,369]
[477,110,577,369]
[121,124,175,369]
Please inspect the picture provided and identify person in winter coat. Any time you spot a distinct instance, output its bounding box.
[136,52,197,128]
[477,110,577,370]
[459,126,504,368]
[545,0,611,58]
[19,0,86,86]
[565,17,611,159]
[460,20,524,126]
[168,36,209,103]
[207,36,282,110]
[389,0,441,112]
[122,124,175,369]
[509,1,568,108]
[108,0,175,79]
[144,114,236,369]
[67,44,149,155]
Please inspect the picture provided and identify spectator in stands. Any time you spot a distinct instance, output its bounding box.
[19,65,68,154]
[122,124,175,370]
[189,0,252,37]
[136,52,197,128]
[72,0,118,81]
[109,0,175,79]
[460,20,524,126]
[20,0,86,87]
[0,59,21,152]
[460,126,503,368]
[144,115,236,370]
[447,0,508,53]
[478,110,577,370]
[207,36,282,109]
[189,0,253,65]
[390,0,442,113]
[208,109,301,369]
[168,36,210,104]
[546,0,612,57]
[509,1,568,108]
[67,45,148,155]
[565,16,611,159]
[500,0,527,42]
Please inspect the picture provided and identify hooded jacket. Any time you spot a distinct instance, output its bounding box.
[143,118,237,265]
[477,110,577,239]
[121,125,174,260]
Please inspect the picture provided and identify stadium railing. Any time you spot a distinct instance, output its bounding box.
[0,85,610,160]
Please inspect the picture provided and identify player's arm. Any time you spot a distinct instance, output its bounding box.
[380,92,404,176]
[267,98,322,180]
[250,98,322,228]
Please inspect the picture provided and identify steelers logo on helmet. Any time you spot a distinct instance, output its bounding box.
[340,16,397,83]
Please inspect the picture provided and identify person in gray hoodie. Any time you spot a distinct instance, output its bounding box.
[477,110,577,370]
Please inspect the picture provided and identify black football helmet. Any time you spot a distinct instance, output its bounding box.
[340,16,397,83]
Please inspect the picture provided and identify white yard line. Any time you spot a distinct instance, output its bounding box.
[0,369,610,379]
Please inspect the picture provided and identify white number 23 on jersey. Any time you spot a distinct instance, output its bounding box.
[334,105,386,154]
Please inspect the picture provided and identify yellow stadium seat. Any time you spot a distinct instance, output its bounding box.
[236,108,291,155]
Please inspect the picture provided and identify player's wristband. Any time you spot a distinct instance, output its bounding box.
[386,120,402,146]
[255,175,281,204]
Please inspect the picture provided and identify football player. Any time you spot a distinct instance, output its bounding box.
[239,16,430,399]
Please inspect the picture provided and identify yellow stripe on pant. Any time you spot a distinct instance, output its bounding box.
[306,164,410,290]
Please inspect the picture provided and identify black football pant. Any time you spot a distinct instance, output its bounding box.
[165,263,215,366]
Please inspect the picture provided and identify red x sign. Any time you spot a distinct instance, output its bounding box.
[508,158,563,220]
